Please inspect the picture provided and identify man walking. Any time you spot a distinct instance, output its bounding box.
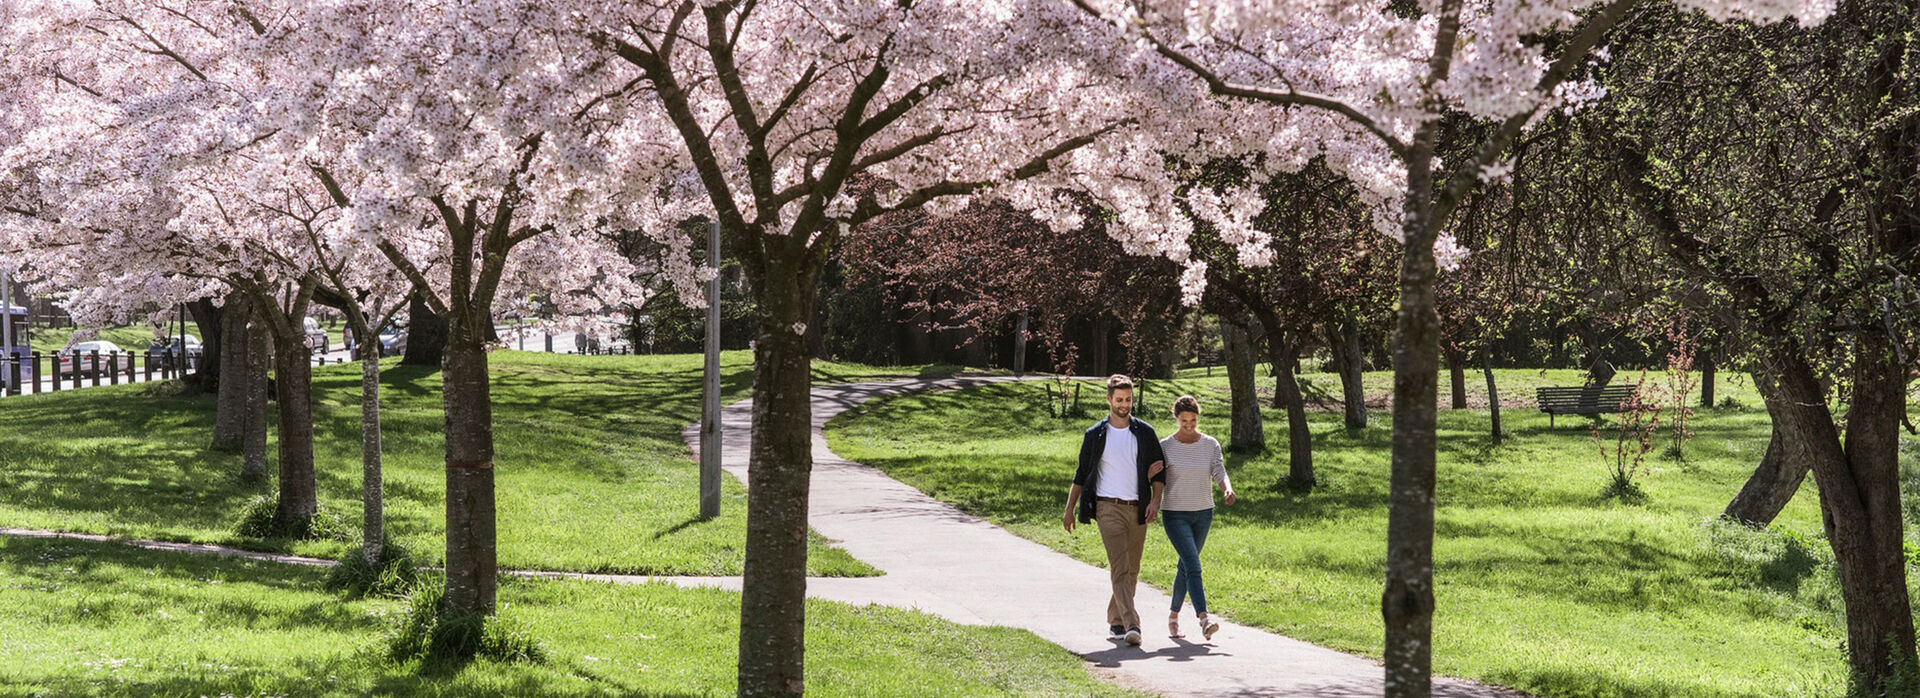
[1062,374,1167,646]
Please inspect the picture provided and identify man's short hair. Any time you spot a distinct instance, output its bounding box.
[1172,395,1201,416]
[1106,374,1133,396]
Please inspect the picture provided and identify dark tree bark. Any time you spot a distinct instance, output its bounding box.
[1721,369,1807,527]
[1329,316,1370,428]
[1446,349,1467,409]
[1699,351,1717,407]
[738,262,818,698]
[355,311,386,565]
[1771,345,1915,688]
[1269,340,1314,488]
[1090,315,1111,376]
[212,295,251,452]
[1482,353,1503,442]
[258,288,319,535]
[402,291,446,367]
[1221,317,1265,452]
[184,297,223,394]
[441,329,496,614]
[1012,313,1029,374]
[241,307,269,483]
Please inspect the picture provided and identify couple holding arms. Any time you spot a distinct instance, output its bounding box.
[1063,374,1236,646]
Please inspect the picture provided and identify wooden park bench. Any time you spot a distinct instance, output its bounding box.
[1535,384,1638,427]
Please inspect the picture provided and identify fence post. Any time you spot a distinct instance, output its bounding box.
[31,351,42,395]
[90,351,101,387]
[108,352,119,385]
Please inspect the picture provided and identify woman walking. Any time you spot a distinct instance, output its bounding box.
[1159,395,1235,640]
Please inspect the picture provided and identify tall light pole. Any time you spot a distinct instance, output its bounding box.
[3,271,14,392]
[699,219,722,518]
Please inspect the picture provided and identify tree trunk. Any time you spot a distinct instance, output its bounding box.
[1446,349,1467,409]
[738,268,816,698]
[212,296,251,452]
[1721,369,1807,527]
[360,327,384,565]
[1334,318,1369,428]
[1012,313,1029,374]
[241,310,269,483]
[1091,315,1111,377]
[402,292,446,367]
[1770,344,1915,689]
[1482,353,1503,442]
[1270,341,1314,489]
[1221,318,1265,452]
[1384,131,1443,698]
[1699,352,1717,408]
[441,328,496,615]
[269,327,317,534]
[184,297,223,394]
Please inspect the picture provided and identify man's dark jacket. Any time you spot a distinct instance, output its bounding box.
[1073,417,1168,525]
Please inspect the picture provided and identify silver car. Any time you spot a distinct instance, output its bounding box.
[57,340,134,378]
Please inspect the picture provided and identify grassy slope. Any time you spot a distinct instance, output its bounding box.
[827,369,1872,698]
[0,526,1140,697]
[0,350,963,576]
[24,325,168,355]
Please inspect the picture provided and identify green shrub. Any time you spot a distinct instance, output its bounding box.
[324,541,421,599]
[386,578,547,665]
[233,493,355,542]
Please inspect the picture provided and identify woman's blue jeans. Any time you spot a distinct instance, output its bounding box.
[1162,508,1214,614]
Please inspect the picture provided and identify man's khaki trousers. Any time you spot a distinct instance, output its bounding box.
[1096,499,1148,630]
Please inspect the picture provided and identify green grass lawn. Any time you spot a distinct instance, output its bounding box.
[0,535,1141,697]
[826,369,1877,698]
[23,325,172,355]
[0,350,965,576]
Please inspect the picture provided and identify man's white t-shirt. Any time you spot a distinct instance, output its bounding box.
[1094,421,1139,501]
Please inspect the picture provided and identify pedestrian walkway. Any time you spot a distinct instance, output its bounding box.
[684,378,1527,698]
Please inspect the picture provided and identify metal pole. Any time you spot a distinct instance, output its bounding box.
[699,219,722,519]
[2,272,13,392]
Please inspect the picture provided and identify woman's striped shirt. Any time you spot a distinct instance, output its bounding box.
[1158,433,1225,512]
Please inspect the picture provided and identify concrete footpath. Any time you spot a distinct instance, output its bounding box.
[685,378,1526,698]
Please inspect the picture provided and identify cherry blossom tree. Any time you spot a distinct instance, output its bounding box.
[257,1,690,621]
[585,2,1191,692]
[1065,0,1835,693]
[0,0,341,535]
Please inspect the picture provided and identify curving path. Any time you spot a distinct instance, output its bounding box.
[684,377,1528,698]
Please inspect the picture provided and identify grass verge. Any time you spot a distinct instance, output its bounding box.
[0,535,1141,697]
[0,350,962,575]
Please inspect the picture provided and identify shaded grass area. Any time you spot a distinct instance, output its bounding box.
[0,350,959,576]
[826,370,1871,698]
[0,535,1140,697]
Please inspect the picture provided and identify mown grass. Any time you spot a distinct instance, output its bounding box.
[0,350,963,576]
[0,535,1141,697]
[826,368,1884,698]
[23,325,168,355]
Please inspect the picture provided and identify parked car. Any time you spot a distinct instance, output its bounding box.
[146,335,203,372]
[148,334,203,357]
[304,317,330,352]
[377,325,407,357]
[56,340,134,378]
